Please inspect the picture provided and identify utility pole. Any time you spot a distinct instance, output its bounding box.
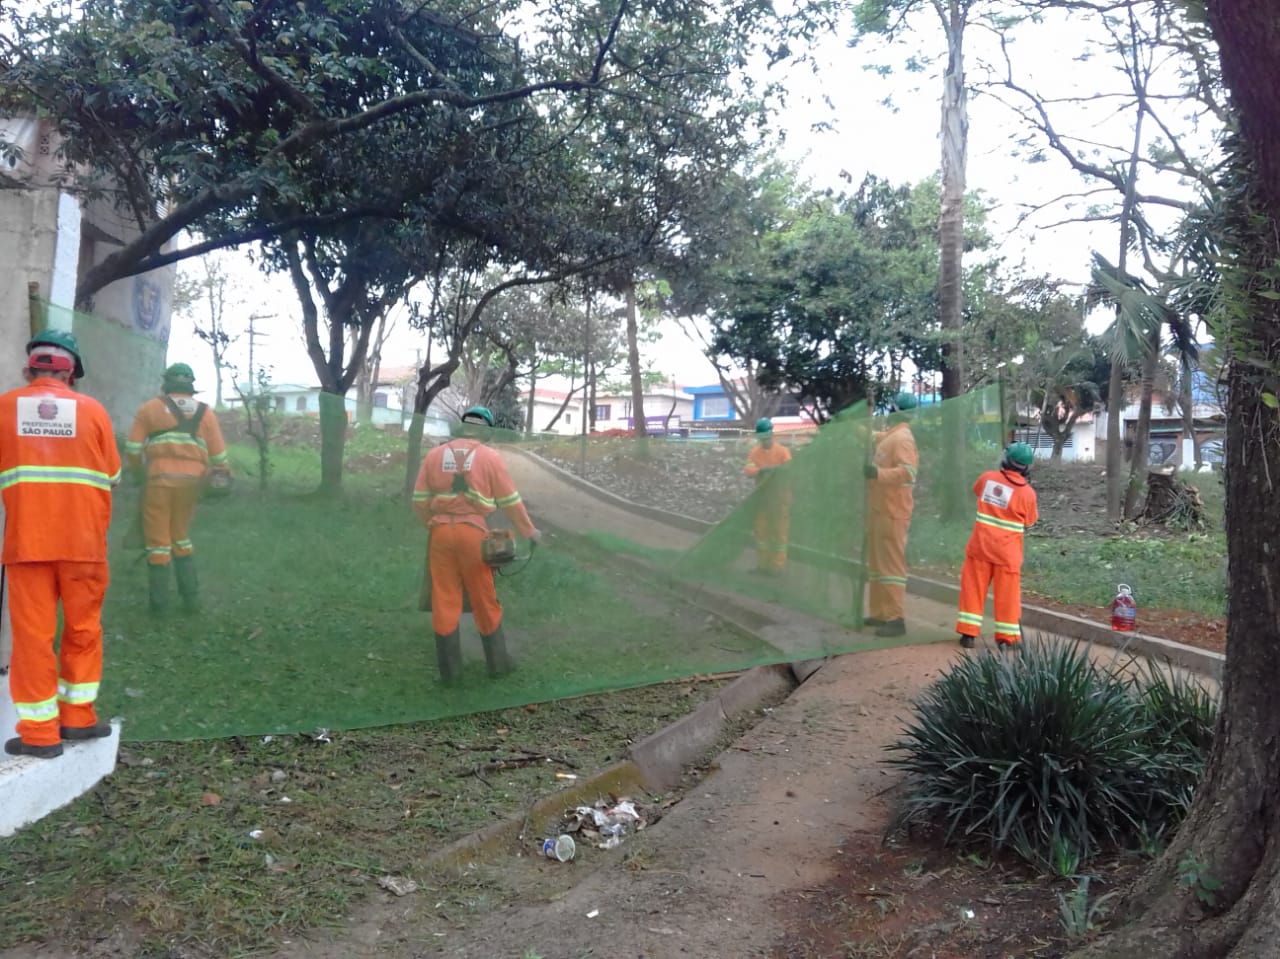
[246,313,275,400]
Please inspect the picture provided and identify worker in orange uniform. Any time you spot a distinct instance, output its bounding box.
[413,406,540,684]
[956,442,1039,650]
[743,418,792,573]
[125,363,228,614]
[1,331,121,758]
[862,392,919,638]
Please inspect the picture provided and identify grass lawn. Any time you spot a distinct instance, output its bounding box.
[98,438,777,742]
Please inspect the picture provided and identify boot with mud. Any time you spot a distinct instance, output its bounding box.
[148,563,171,614]
[173,554,200,613]
[481,624,516,678]
[435,629,463,685]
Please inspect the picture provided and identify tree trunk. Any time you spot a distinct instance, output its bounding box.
[1068,1,1280,953]
[1181,363,1201,469]
[937,3,968,519]
[1124,325,1162,518]
[525,350,538,437]
[1106,101,1147,520]
[318,390,348,494]
[625,277,649,447]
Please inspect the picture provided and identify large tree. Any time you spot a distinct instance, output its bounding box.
[1068,1,1280,956]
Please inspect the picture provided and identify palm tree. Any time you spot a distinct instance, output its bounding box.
[1088,253,1200,518]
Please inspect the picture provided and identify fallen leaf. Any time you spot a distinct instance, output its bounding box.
[200,792,222,806]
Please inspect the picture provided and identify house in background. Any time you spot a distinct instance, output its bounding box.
[520,386,585,436]
[684,381,815,433]
[592,384,694,432]
[1095,371,1224,469]
[237,378,452,436]
[1013,413,1097,463]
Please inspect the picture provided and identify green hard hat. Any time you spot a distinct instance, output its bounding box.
[891,391,918,411]
[163,362,196,389]
[755,418,773,434]
[461,405,495,427]
[1005,441,1035,467]
[26,329,85,378]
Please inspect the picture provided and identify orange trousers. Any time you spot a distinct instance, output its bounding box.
[866,512,910,622]
[7,561,109,747]
[144,481,201,565]
[753,506,791,571]
[956,555,1022,644]
[429,522,502,635]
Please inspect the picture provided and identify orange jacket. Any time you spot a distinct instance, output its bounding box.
[867,423,918,520]
[965,468,1039,568]
[126,393,228,486]
[0,379,121,563]
[744,441,791,478]
[413,439,536,537]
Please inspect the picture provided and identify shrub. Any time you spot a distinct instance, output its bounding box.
[886,636,1218,868]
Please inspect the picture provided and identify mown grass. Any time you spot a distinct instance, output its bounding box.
[100,443,776,742]
[0,681,740,956]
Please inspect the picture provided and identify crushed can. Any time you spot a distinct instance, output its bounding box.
[1111,584,1137,632]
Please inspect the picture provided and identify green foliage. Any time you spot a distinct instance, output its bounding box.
[705,173,997,417]
[1057,876,1118,943]
[888,637,1218,867]
[1177,853,1223,907]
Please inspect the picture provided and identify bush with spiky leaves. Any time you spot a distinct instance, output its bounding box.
[887,637,1217,868]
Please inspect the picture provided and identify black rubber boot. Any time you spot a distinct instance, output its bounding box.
[148,563,171,614]
[435,629,463,685]
[173,554,199,613]
[958,634,977,649]
[481,625,516,678]
[875,618,906,638]
[4,737,63,759]
[60,723,113,740]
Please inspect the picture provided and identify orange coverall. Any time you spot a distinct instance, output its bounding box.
[412,440,536,636]
[0,379,121,747]
[956,468,1039,644]
[125,393,227,566]
[865,423,918,622]
[744,441,793,571]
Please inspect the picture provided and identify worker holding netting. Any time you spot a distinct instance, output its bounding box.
[743,418,792,573]
[956,443,1039,650]
[125,363,229,614]
[862,392,919,638]
[413,406,540,684]
[2,331,120,758]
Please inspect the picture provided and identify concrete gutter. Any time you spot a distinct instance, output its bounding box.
[426,663,797,871]
[512,445,1225,681]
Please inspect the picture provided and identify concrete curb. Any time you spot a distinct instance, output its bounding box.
[514,446,1225,680]
[425,663,797,872]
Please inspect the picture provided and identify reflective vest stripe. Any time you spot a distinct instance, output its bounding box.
[495,491,522,508]
[975,512,1024,533]
[146,433,207,451]
[58,680,99,705]
[0,466,115,491]
[14,696,58,723]
[209,451,228,465]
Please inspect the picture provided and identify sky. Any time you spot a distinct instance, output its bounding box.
[162,4,1214,400]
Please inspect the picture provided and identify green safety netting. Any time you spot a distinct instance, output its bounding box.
[23,303,1007,741]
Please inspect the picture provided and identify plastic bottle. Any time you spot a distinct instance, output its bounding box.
[1111,584,1137,632]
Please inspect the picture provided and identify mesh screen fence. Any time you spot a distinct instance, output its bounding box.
[19,305,1007,741]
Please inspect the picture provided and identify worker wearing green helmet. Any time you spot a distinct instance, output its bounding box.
[862,389,921,637]
[414,403,541,684]
[956,442,1040,652]
[125,362,230,614]
[744,417,792,573]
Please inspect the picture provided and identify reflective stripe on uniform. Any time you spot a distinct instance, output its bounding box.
[903,465,917,484]
[957,611,984,627]
[146,433,207,452]
[0,465,115,491]
[495,491,521,508]
[58,680,99,705]
[14,696,58,723]
[464,488,496,508]
[125,441,145,455]
[994,620,1022,636]
[975,512,1025,533]
[209,452,228,465]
